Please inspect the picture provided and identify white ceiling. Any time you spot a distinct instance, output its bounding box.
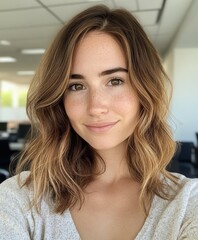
[0,0,195,84]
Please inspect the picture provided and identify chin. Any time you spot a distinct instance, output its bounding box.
[87,139,125,152]
[89,144,112,151]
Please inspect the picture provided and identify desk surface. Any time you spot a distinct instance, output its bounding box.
[0,134,26,151]
[0,132,9,138]
[9,142,24,151]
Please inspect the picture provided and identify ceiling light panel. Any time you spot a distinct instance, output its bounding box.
[21,49,45,54]
[17,71,35,76]
[0,57,16,63]
[0,40,11,46]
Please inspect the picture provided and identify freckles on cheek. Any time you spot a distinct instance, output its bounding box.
[64,98,83,119]
[113,92,139,114]
[113,92,130,106]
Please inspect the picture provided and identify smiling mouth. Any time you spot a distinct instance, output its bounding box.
[85,121,118,133]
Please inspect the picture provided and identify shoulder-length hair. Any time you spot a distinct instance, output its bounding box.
[15,4,178,214]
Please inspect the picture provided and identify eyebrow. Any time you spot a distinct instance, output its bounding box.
[70,67,128,79]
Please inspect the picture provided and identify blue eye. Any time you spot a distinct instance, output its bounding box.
[68,84,85,91]
[108,78,124,86]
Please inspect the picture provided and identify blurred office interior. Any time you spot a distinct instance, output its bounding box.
[0,0,198,181]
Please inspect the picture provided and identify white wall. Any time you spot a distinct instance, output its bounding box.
[169,48,198,144]
[0,108,28,122]
[164,0,198,144]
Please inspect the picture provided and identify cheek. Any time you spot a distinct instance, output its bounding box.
[112,91,139,116]
[64,96,84,121]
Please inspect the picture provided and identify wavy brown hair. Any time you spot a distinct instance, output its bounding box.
[15,5,178,214]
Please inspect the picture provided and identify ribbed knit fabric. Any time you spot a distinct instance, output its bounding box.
[0,171,197,240]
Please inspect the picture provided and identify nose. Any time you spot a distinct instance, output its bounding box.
[87,89,109,116]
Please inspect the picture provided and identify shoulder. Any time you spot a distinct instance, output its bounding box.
[0,172,79,239]
[0,172,33,239]
[165,173,198,211]
[0,171,30,190]
[169,173,198,239]
[172,173,198,201]
[137,175,198,239]
[0,171,32,206]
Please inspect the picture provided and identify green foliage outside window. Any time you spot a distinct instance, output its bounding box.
[1,91,12,106]
[18,91,27,107]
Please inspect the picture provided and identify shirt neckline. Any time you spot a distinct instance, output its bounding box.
[67,195,157,239]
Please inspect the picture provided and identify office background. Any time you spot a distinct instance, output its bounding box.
[0,0,198,144]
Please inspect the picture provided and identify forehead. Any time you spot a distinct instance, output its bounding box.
[71,31,127,72]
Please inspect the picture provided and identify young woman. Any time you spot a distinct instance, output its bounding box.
[0,5,197,240]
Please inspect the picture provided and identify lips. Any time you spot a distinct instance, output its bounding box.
[85,121,118,133]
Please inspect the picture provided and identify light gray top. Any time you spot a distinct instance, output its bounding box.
[0,171,198,240]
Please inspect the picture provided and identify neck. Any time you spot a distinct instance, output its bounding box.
[94,141,131,184]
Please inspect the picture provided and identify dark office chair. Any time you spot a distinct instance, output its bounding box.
[0,122,7,132]
[17,123,31,142]
[0,168,9,183]
[168,141,198,178]
[196,132,198,146]
[0,139,13,171]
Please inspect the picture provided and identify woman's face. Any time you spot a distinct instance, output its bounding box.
[64,31,140,151]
